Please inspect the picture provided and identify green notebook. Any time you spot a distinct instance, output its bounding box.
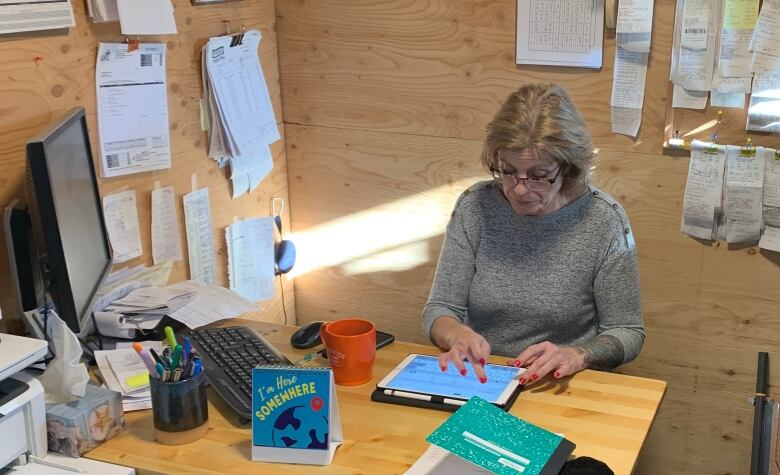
[426,397,575,475]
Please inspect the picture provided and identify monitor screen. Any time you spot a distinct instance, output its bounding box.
[27,107,112,333]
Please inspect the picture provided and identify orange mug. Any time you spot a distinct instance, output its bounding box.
[320,318,376,386]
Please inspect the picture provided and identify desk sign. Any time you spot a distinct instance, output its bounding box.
[251,366,342,465]
[427,397,575,475]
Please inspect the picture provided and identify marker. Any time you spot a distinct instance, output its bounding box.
[131,343,159,378]
[183,336,192,365]
[155,362,165,378]
[383,389,466,406]
[164,326,177,349]
[170,344,183,369]
[192,358,202,376]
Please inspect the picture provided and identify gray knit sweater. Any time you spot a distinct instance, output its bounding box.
[422,181,645,362]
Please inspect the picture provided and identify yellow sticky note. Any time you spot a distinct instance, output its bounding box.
[125,372,150,389]
[723,0,759,29]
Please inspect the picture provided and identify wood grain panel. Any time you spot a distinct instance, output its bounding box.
[276,0,676,154]
[0,0,294,332]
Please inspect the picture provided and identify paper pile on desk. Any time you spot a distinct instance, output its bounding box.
[201,29,278,198]
[95,341,163,411]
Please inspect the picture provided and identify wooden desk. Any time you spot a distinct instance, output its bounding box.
[86,319,666,475]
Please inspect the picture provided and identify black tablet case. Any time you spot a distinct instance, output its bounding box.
[370,383,524,413]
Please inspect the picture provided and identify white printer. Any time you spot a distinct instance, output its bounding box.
[0,333,134,474]
[0,333,48,468]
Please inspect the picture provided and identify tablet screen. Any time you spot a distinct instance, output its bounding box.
[381,354,522,403]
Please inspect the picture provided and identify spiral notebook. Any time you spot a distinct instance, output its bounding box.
[251,366,343,465]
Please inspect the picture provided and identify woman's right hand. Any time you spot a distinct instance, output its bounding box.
[437,325,491,383]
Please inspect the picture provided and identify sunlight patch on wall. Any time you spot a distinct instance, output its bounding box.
[288,178,479,278]
[341,241,431,276]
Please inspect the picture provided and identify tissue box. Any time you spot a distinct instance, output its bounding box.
[46,384,125,457]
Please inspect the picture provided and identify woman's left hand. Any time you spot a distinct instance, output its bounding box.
[507,341,587,384]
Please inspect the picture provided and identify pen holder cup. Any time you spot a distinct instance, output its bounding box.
[149,371,209,445]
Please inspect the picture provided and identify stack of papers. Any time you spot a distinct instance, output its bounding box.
[95,342,163,411]
[166,280,260,329]
[201,29,278,198]
[86,0,118,22]
[105,286,195,315]
[0,0,75,34]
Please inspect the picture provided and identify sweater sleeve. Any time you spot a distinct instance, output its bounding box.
[421,197,478,342]
[593,226,645,364]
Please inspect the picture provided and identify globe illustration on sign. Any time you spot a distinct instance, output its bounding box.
[271,405,329,448]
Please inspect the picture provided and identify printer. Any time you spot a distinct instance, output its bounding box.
[0,333,48,468]
[0,333,135,474]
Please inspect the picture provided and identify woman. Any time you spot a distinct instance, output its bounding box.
[422,83,644,385]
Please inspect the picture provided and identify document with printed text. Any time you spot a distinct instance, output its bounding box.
[96,43,171,177]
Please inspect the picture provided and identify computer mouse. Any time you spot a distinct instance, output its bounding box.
[290,321,324,349]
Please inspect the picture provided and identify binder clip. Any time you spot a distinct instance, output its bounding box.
[124,36,140,53]
[668,130,685,149]
[704,133,719,154]
[740,138,756,157]
[230,25,246,47]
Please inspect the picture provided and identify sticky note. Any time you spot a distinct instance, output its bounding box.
[125,372,150,389]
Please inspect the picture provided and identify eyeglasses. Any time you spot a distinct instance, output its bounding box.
[491,166,563,191]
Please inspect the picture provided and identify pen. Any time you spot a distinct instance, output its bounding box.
[383,389,466,406]
[164,325,177,349]
[149,348,164,366]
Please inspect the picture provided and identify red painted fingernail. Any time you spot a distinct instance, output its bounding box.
[460,369,467,376]
[440,366,446,372]
[479,358,486,366]
[513,360,522,367]
[519,377,526,384]
[531,373,538,381]
[480,376,487,384]
[554,371,561,378]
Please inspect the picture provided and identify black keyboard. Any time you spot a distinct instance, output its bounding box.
[188,326,291,421]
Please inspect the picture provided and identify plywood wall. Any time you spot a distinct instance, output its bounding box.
[276,0,780,473]
[0,0,294,334]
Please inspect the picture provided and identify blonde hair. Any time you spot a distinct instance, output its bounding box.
[481,83,593,195]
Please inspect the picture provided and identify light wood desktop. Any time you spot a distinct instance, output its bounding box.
[85,319,666,475]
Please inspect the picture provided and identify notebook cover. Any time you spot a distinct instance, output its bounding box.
[252,367,331,450]
[426,397,574,475]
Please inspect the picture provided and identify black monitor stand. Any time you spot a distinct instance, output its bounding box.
[4,199,45,337]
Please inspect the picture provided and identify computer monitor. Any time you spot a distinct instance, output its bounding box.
[24,107,112,334]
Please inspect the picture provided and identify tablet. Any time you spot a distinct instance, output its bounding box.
[377,354,524,406]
